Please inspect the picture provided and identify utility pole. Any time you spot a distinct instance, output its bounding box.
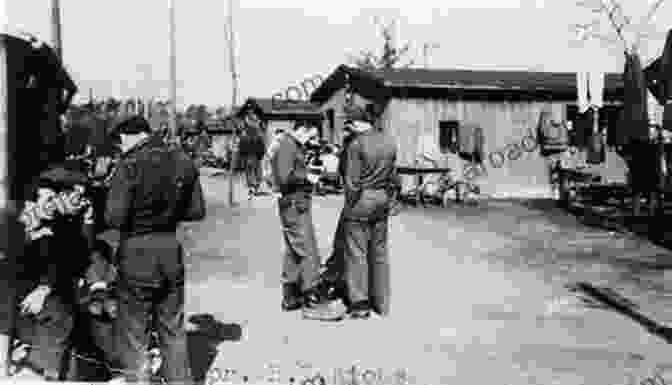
[227,0,239,206]
[422,43,439,68]
[50,0,62,59]
[169,0,178,142]
[0,0,11,376]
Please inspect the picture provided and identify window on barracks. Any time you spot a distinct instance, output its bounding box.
[438,120,459,154]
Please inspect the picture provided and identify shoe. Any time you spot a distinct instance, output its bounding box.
[281,283,303,312]
[302,288,326,308]
[347,301,371,319]
[315,278,340,302]
[302,300,345,322]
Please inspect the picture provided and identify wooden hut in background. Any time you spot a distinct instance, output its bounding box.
[311,65,629,198]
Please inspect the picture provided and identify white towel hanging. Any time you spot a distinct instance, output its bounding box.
[589,71,604,109]
[577,71,590,113]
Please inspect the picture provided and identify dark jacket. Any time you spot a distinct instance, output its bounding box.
[343,129,398,221]
[338,133,357,178]
[620,52,649,146]
[658,29,672,103]
[271,133,313,196]
[104,134,206,238]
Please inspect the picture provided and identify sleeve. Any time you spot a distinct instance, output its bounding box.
[81,208,96,252]
[104,161,136,229]
[182,167,206,221]
[344,140,363,205]
[272,142,307,192]
[390,150,401,189]
[37,237,59,288]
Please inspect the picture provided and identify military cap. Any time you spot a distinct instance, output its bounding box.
[341,105,373,125]
[114,115,152,135]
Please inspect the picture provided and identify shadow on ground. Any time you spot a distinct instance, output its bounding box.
[518,198,672,252]
[187,314,243,384]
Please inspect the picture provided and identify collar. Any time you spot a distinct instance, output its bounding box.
[123,133,163,158]
[350,121,373,133]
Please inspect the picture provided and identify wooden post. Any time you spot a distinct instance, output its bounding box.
[50,0,62,59]
[227,0,239,206]
[0,26,11,378]
[168,0,178,142]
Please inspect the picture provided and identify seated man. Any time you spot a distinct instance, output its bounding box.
[7,168,96,380]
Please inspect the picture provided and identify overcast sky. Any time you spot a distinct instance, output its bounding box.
[5,0,672,108]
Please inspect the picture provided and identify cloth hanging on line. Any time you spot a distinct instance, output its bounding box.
[586,132,605,165]
[589,72,605,110]
[619,52,649,147]
[658,29,672,104]
[576,71,604,113]
[574,108,593,148]
[537,108,568,156]
[577,71,590,113]
[457,123,484,163]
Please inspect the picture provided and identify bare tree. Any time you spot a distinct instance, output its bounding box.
[573,0,667,57]
[348,18,418,70]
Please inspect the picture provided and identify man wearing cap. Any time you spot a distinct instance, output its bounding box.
[318,121,358,304]
[104,115,206,382]
[339,106,398,319]
[271,121,343,320]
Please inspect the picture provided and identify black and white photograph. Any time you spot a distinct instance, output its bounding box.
[3,0,672,384]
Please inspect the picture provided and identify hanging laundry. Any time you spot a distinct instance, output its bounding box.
[589,71,605,109]
[664,102,672,132]
[458,122,477,160]
[586,132,605,164]
[574,108,593,147]
[537,108,568,156]
[619,52,649,147]
[627,140,660,194]
[473,125,485,164]
[577,71,590,113]
[658,29,672,105]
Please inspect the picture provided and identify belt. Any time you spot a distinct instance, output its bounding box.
[280,191,311,199]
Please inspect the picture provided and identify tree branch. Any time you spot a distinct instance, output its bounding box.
[635,0,666,49]
[599,0,631,53]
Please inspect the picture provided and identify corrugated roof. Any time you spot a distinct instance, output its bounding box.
[311,65,624,103]
[368,67,623,91]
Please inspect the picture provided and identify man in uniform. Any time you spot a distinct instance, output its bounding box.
[340,107,398,319]
[104,116,206,382]
[271,122,342,320]
[319,121,358,304]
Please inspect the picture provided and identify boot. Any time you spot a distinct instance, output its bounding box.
[347,301,371,319]
[281,282,303,311]
[301,288,345,321]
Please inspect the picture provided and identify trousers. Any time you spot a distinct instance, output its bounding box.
[112,234,190,383]
[323,209,346,282]
[244,157,262,190]
[342,216,391,316]
[13,291,75,379]
[278,193,320,292]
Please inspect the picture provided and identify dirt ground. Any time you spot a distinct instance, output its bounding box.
[177,171,672,385]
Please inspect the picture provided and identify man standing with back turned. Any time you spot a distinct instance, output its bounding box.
[105,116,206,382]
[340,106,398,319]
